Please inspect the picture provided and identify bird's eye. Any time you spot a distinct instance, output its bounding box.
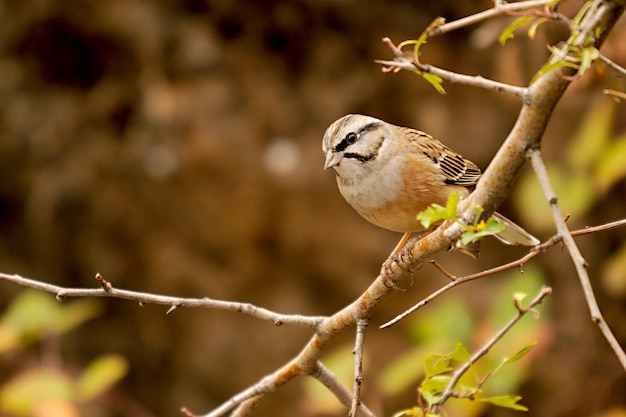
[334,131,360,152]
[345,132,358,145]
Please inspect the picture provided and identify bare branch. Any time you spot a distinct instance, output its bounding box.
[381,218,626,328]
[599,54,626,78]
[313,362,377,417]
[0,272,324,328]
[377,39,528,98]
[350,318,368,417]
[430,0,554,36]
[528,149,626,371]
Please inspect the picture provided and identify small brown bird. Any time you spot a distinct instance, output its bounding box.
[322,114,539,254]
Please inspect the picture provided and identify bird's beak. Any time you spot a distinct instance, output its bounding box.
[324,150,343,170]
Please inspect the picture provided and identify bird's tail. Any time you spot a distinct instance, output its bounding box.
[491,212,540,246]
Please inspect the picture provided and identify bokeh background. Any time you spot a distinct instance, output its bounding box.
[0,0,625,416]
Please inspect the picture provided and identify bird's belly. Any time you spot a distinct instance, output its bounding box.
[340,173,469,233]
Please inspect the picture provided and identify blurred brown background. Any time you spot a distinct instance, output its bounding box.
[1,0,625,416]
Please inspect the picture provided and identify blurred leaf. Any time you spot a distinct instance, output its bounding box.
[0,369,74,415]
[0,323,21,353]
[302,344,358,414]
[499,16,534,45]
[378,347,435,396]
[420,375,450,405]
[504,342,537,364]
[514,165,595,232]
[478,394,528,411]
[406,297,474,344]
[392,407,423,417]
[34,400,79,417]
[479,395,528,411]
[378,298,473,396]
[1,290,102,344]
[595,133,626,193]
[424,355,452,378]
[450,342,471,363]
[601,241,626,298]
[515,96,615,230]
[76,354,128,401]
[476,269,546,394]
[566,96,614,170]
[490,267,545,331]
[512,292,528,303]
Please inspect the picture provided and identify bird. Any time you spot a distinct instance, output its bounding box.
[322,114,539,256]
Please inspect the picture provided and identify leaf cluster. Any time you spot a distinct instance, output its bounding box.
[416,192,506,245]
[393,341,535,417]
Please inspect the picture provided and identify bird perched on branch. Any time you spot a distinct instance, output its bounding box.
[322,114,539,256]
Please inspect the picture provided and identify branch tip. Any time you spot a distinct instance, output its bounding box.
[95,273,113,292]
[167,303,182,315]
[180,406,196,417]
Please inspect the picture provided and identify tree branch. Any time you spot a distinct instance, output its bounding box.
[528,149,626,371]
[429,0,554,36]
[380,218,626,329]
[0,272,324,328]
[350,318,368,417]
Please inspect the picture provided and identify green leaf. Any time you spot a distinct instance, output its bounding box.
[417,193,458,229]
[601,241,626,296]
[531,58,573,83]
[479,395,528,411]
[499,15,534,45]
[450,342,471,363]
[512,292,527,303]
[514,165,595,232]
[577,46,600,77]
[504,342,537,364]
[460,217,506,245]
[527,17,548,39]
[566,96,614,170]
[421,72,446,94]
[392,407,423,417]
[0,369,74,414]
[571,1,593,30]
[1,290,102,343]
[420,375,451,405]
[76,354,129,401]
[424,355,452,378]
[595,134,626,192]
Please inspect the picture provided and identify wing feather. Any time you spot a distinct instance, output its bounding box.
[403,127,482,186]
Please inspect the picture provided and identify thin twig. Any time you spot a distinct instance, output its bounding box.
[570,218,626,236]
[376,39,528,98]
[528,149,626,371]
[430,0,553,36]
[313,362,377,417]
[0,272,324,328]
[380,217,626,329]
[599,54,626,78]
[350,318,368,417]
[434,286,552,410]
[199,380,271,417]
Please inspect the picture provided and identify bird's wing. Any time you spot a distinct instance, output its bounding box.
[406,128,482,186]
